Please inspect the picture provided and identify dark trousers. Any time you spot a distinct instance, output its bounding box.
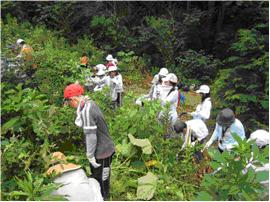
[113,93,122,108]
[90,155,113,200]
[218,147,224,153]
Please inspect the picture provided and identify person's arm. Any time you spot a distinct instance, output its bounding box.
[82,101,100,168]
[202,123,221,151]
[181,125,192,150]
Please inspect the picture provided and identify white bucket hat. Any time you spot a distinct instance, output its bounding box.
[106,54,114,61]
[196,85,210,94]
[108,65,118,72]
[16,39,24,45]
[163,73,178,83]
[96,70,105,76]
[158,68,169,77]
[248,129,269,148]
[95,64,106,71]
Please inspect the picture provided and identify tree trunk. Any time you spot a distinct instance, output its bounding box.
[216,2,226,33]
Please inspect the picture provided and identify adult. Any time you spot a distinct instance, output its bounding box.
[158,73,178,124]
[173,119,209,150]
[202,108,245,152]
[47,152,103,201]
[108,66,124,108]
[190,85,212,122]
[63,84,115,200]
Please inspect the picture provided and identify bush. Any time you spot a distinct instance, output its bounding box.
[212,24,269,134]
[175,49,222,85]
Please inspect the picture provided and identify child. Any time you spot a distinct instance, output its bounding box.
[80,53,89,68]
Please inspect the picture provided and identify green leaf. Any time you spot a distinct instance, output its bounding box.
[255,170,269,182]
[136,172,158,200]
[195,191,213,201]
[2,117,21,134]
[9,190,29,197]
[128,134,152,154]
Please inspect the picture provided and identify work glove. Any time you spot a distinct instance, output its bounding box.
[88,157,101,168]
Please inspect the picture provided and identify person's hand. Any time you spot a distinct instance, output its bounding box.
[88,157,101,168]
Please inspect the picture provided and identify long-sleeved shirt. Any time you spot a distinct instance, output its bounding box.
[93,76,110,91]
[109,74,123,101]
[205,118,245,151]
[191,97,212,121]
[159,86,179,123]
[76,98,115,159]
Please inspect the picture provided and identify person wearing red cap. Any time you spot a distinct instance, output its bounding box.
[64,83,115,200]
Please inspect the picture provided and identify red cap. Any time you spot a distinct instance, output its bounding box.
[64,84,84,99]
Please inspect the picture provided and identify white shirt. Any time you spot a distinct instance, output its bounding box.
[191,97,212,121]
[109,74,123,101]
[249,129,269,148]
[181,119,209,150]
[161,87,178,112]
[52,169,103,201]
[205,118,245,151]
[159,86,179,123]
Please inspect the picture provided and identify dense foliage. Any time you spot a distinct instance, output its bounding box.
[1,1,269,201]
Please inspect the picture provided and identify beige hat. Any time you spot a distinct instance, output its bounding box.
[47,163,81,175]
[46,152,81,175]
[162,73,178,83]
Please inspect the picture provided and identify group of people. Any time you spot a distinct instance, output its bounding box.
[83,54,123,108]
[55,63,269,200]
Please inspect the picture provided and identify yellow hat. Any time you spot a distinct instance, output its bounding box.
[50,151,67,164]
[47,151,81,175]
[47,163,81,175]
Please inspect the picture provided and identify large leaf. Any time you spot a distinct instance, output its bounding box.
[136,172,158,200]
[128,134,152,154]
[255,170,269,182]
[1,117,21,134]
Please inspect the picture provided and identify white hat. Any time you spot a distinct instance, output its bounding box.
[196,85,210,94]
[95,64,106,71]
[158,68,169,77]
[96,70,105,76]
[163,73,178,83]
[108,65,118,72]
[106,54,114,61]
[249,129,269,148]
[16,39,24,45]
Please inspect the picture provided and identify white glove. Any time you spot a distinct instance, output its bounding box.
[89,157,101,168]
